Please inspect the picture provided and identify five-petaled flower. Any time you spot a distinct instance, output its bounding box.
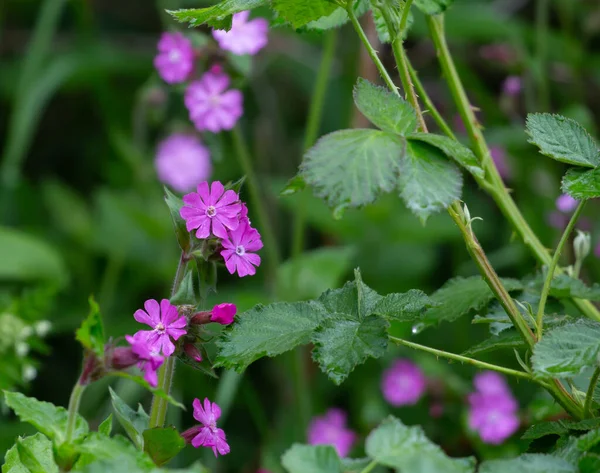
[154,32,194,84]
[180,181,242,239]
[212,11,268,56]
[221,219,263,277]
[133,299,187,357]
[125,334,164,387]
[191,398,230,457]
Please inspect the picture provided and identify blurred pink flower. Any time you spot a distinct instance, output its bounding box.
[381,359,427,406]
[155,134,212,193]
[191,398,230,456]
[154,32,194,84]
[212,11,268,56]
[502,76,522,96]
[556,194,579,213]
[547,211,568,229]
[308,409,356,457]
[125,334,164,387]
[479,43,517,65]
[221,219,263,277]
[185,66,243,133]
[133,299,187,357]
[490,146,511,180]
[211,303,237,325]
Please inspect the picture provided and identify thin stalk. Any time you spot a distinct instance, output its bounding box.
[291,29,338,258]
[359,460,379,473]
[65,382,86,443]
[232,125,280,276]
[536,201,586,339]
[585,367,600,418]
[399,0,413,32]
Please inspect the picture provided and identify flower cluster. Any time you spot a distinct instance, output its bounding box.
[180,181,263,277]
[307,408,356,457]
[381,358,427,406]
[467,371,520,444]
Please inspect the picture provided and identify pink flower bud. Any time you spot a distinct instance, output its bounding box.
[181,425,201,445]
[184,344,203,362]
[211,303,237,325]
[109,347,139,370]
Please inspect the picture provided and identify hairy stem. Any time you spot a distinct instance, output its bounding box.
[65,382,86,443]
[536,200,586,339]
[585,367,600,418]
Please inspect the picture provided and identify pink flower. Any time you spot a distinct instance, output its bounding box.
[381,359,427,406]
[180,181,242,239]
[185,66,243,133]
[490,146,511,180]
[473,371,511,396]
[502,76,522,96]
[221,219,263,277]
[212,11,268,56]
[125,334,164,387]
[154,32,194,84]
[595,242,600,258]
[155,134,212,192]
[556,194,579,213]
[191,398,230,457]
[307,409,356,458]
[547,211,568,229]
[211,303,237,325]
[133,299,187,357]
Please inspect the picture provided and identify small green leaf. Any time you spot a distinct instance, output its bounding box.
[366,416,475,473]
[170,270,196,306]
[408,133,484,178]
[300,129,406,209]
[3,391,88,445]
[305,0,369,30]
[280,175,306,196]
[109,387,149,450]
[108,372,185,409]
[76,296,105,359]
[168,0,267,29]
[7,434,59,473]
[215,301,328,371]
[317,269,382,320]
[413,0,454,15]
[479,454,576,473]
[281,444,342,473]
[98,414,113,436]
[164,187,191,253]
[562,167,600,200]
[372,290,436,322]
[399,141,463,223]
[522,418,600,441]
[548,274,600,301]
[462,329,525,356]
[143,427,185,466]
[353,78,417,135]
[526,113,600,168]
[272,0,338,29]
[532,319,600,378]
[73,433,155,470]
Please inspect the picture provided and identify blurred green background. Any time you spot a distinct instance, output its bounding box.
[2,0,600,471]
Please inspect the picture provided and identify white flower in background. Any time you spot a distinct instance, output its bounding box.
[19,325,33,339]
[35,320,52,337]
[22,365,37,382]
[15,342,29,357]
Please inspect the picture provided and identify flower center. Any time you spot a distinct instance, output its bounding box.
[168,50,181,62]
[235,245,245,256]
[155,323,165,332]
[208,95,221,107]
[206,206,217,217]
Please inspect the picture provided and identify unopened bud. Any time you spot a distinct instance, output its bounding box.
[574,230,591,263]
[180,425,201,445]
[190,311,212,325]
[184,344,203,362]
[108,346,139,370]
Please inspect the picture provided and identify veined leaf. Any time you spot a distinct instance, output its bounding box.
[73,433,155,470]
[168,0,267,29]
[414,0,454,15]
[372,290,436,322]
[98,414,113,436]
[6,433,59,473]
[317,270,382,320]
[305,0,369,30]
[164,187,191,253]
[462,329,525,356]
[272,0,338,29]
[109,387,149,450]
[143,427,185,466]
[562,167,600,200]
[522,418,600,440]
[479,454,576,473]
[549,275,600,301]
[281,444,342,473]
[76,296,105,359]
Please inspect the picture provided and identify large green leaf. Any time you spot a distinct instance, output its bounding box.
[75,296,105,359]
[272,0,337,29]
[548,275,600,301]
[399,141,462,223]
[365,416,475,473]
[300,129,405,209]
[281,444,342,473]
[372,290,435,322]
[353,78,417,135]
[462,329,525,356]
[479,454,576,473]
[522,419,600,441]
[4,391,88,445]
[143,427,185,467]
[413,0,454,15]
[562,168,600,199]
[526,114,600,168]
[407,133,484,178]
[168,0,267,29]
[109,387,149,450]
[532,319,600,378]
[73,433,155,470]
[317,270,382,319]
[4,434,59,473]
[215,301,327,371]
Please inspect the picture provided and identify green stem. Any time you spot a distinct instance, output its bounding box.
[232,125,280,276]
[536,200,586,339]
[291,29,338,258]
[65,382,86,443]
[359,460,379,473]
[399,0,413,32]
[585,367,600,418]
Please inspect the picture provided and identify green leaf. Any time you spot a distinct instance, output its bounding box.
[168,0,267,29]
[479,454,576,473]
[3,442,29,473]
[399,141,462,223]
[164,187,191,253]
[339,458,371,472]
[215,301,328,371]
[526,113,600,168]
[365,416,475,473]
[305,0,369,30]
[300,129,406,209]
[372,290,435,322]
[143,427,185,466]
[407,133,484,178]
[372,1,413,43]
[272,0,338,29]
[532,319,600,378]
[281,444,342,473]
[317,268,382,318]
[98,414,112,436]
[353,78,417,135]
[73,433,155,471]
[580,454,600,473]
[169,270,196,306]
[75,296,105,359]
[413,0,454,15]
[280,175,306,196]
[424,276,523,327]
[109,387,149,450]
[3,391,88,445]
[562,167,600,200]
[108,372,185,410]
[4,434,59,473]
[522,418,600,440]
[548,274,600,301]
[462,329,525,356]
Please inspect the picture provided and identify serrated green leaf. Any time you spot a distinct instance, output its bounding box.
[10,434,59,473]
[407,133,484,178]
[353,78,417,135]
[76,296,105,359]
[413,0,454,15]
[281,444,342,473]
[462,329,525,356]
[479,454,576,473]
[273,0,338,29]
[562,167,600,200]
[143,427,185,466]
[532,319,600,378]
[73,433,155,471]
[317,270,382,319]
[305,0,369,30]
[366,416,475,473]
[3,391,88,445]
[98,414,113,436]
[522,418,600,440]
[108,372,185,409]
[109,387,149,450]
[300,129,406,209]
[312,314,388,384]
[549,274,600,301]
[169,270,196,306]
[3,442,29,473]
[168,0,267,29]
[526,113,600,168]
[399,141,463,223]
[215,301,328,371]
[164,187,191,253]
[372,290,435,322]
